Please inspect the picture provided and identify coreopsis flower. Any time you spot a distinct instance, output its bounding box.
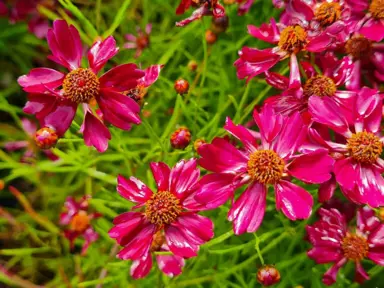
[108,159,214,261]
[265,53,356,119]
[306,207,384,285]
[257,265,281,286]
[175,0,225,27]
[4,118,58,162]
[170,127,192,149]
[234,18,334,82]
[18,20,145,152]
[308,87,384,207]
[60,196,101,255]
[129,232,185,279]
[196,105,334,234]
[124,24,151,58]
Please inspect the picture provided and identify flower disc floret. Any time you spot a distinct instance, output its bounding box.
[345,36,372,60]
[370,0,384,19]
[278,25,307,54]
[70,210,90,233]
[63,68,100,103]
[315,2,342,27]
[341,233,369,261]
[145,191,182,226]
[247,150,285,184]
[347,131,382,164]
[303,75,337,98]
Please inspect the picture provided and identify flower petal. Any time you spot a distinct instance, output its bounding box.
[83,111,111,152]
[88,36,119,74]
[42,102,77,136]
[169,159,200,199]
[18,68,64,93]
[99,63,145,92]
[318,176,337,202]
[224,117,258,153]
[156,254,185,277]
[140,64,163,87]
[117,175,153,204]
[322,257,347,286]
[130,253,153,279]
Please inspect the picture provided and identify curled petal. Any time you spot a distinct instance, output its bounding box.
[88,36,119,74]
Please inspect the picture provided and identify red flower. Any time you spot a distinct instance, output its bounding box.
[18,20,145,152]
[306,207,384,285]
[60,196,101,255]
[108,159,214,262]
[176,0,225,27]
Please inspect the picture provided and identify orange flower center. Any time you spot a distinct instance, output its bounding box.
[347,131,382,164]
[70,211,90,233]
[136,35,150,50]
[345,36,372,60]
[341,233,369,261]
[370,0,384,19]
[150,231,166,252]
[145,191,181,226]
[247,150,285,184]
[63,68,100,104]
[303,75,337,98]
[315,2,342,27]
[278,25,307,54]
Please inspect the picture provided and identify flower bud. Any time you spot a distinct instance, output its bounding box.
[257,265,281,286]
[34,127,58,149]
[194,138,206,151]
[170,127,191,149]
[212,15,229,34]
[174,79,189,95]
[0,180,4,191]
[205,29,217,44]
[187,60,198,72]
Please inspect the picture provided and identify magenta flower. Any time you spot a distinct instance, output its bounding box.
[60,196,101,255]
[196,105,334,235]
[235,0,255,15]
[308,87,384,207]
[108,159,214,262]
[265,52,356,119]
[4,117,58,163]
[129,232,185,279]
[175,0,225,27]
[18,20,145,152]
[306,207,384,285]
[124,24,152,58]
[234,18,336,82]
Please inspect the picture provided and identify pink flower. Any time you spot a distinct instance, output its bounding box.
[306,207,384,285]
[196,105,334,235]
[265,52,356,119]
[235,0,255,15]
[18,20,145,152]
[60,196,101,255]
[234,18,336,82]
[308,87,384,207]
[108,159,214,263]
[124,24,152,58]
[175,0,225,27]
[3,117,58,163]
[129,232,185,279]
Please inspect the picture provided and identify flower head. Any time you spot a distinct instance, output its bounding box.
[196,105,334,234]
[175,0,225,27]
[124,24,152,58]
[108,159,214,264]
[306,207,384,285]
[257,265,281,286]
[174,79,190,95]
[18,20,146,152]
[170,127,192,149]
[60,195,101,255]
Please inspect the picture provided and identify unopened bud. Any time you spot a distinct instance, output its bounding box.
[257,265,281,286]
[34,127,58,149]
[174,79,189,95]
[170,127,191,149]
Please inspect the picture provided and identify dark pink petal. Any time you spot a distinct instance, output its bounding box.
[4,141,28,151]
[224,117,257,153]
[238,0,254,15]
[355,166,384,208]
[306,33,332,52]
[81,227,99,255]
[176,6,212,27]
[195,173,236,210]
[130,253,153,279]
[42,102,77,136]
[234,47,281,82]
[97,89,141,130]
[176,0,192,14]
[359,19,384,42]
[322,257,347,286]
[354,262,369,283]
[169,159,200,199]
[83,111,111,152]
[288,54,301,89]
[150,162,171,192]
[198,137,248,174]
[275,180,313,220]
[285,0,314,23]
[308,96,350,137]
[287,149,334,184]
[247,19,279,43]
[116,222,156,260]
[28,16,49,39]
[228,182,266,235]
[47,20,82,70]
[273,112,306,159]
[318,176,337,202]
[23,93,57,118]
[265,71,289,90]
[165,214,213,258]
[156,253,185,277]
[117,175,153,204]
[99,63,145,92]
[368,244,384,266]
[88,36,119,74]
[112,211,143,225]
[21,118,37,136]
[307,247,343,264]
[141,65,164,87]
[252,104,283,145]
[212,3,225,17]
[18,68,64,93]
[357,206,381,234]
